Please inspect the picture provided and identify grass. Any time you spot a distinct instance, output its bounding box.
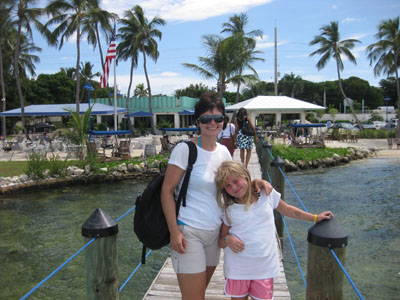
[0,153,170,178]
[0,161,28,177]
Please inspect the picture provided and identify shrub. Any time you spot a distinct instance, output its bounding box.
[47,153,68,177]
[25,153,48,179]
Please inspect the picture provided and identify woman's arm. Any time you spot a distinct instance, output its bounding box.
[276,199,333,222]
[219,223,245,253]
[248,118,259,142]
[161,164,186,253]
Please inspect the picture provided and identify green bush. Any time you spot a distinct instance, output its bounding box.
[25,153,48,179]
[47,153,68,177]
[271,144,352,163]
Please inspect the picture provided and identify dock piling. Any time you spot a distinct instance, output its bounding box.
[82,208,119,300]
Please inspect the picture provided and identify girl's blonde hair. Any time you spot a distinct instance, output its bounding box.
[215,161,254,219]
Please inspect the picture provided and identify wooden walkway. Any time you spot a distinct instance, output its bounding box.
[143,148,291,300]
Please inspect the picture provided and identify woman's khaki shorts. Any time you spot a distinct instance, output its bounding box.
[171,225,221,274]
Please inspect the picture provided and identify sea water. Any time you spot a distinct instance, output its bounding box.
[0,157,399,299]
[282,157,400,300]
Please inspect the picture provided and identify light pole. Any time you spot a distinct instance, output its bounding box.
[84,83,95,131]
[384,96,390,123]
[1,97,5,140]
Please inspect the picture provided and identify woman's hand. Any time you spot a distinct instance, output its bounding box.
[316,211,334,222]
[170,230,187,254]
[225,235,245,253]
[253,179,273,195]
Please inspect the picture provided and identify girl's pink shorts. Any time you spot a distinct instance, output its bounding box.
[224,278,273,300]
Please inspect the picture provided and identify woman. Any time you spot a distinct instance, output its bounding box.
[161,94,271,300]
[235,107,258,168]
[218,115,236,157]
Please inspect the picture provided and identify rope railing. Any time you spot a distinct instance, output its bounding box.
[264,145,365,300]
[19,204,140,300]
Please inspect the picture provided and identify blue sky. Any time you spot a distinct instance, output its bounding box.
[32,0,400,97]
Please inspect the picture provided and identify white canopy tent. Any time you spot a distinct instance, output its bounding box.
[226,96,325,125]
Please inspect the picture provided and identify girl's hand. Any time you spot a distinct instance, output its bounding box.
[253,179,273,195]
[225,235,245,253]
[316,211,334,222]
[170,231,187,254]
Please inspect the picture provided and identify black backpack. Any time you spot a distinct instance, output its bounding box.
[134,141,197,264]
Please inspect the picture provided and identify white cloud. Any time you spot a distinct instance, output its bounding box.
[342,17,363,24]
[346,33,368,40]
[102,0,274,22]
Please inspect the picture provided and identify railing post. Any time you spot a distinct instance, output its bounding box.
[271,155,285,238]
[261,142,273,180]
[306,218,348,300]
[82,208,119,300]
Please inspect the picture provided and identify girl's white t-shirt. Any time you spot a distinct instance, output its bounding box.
[218,123,235,140]
[222,189,281,279]
[168,141,232,230]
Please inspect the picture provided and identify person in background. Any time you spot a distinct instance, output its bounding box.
[218,115,236,157]
[234,108,258,168]
[215,161,334,300]
[161,93,273,300]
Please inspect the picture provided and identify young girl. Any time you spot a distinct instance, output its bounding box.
[215,161,333,300]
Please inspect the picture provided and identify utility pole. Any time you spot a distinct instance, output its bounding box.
[274,25,278,96]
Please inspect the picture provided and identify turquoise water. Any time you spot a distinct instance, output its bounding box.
[0,157,399,299]
[282,157,400,300]
[0,181,169,300]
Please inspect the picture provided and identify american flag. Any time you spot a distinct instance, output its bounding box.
[99,29,116,88]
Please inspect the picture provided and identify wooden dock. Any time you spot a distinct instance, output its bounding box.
[143,148,291,299]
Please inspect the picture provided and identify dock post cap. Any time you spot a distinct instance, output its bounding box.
[262,141,273,149]
[307,217,348,248]
[82,208,119,238]
[271,155,285,167]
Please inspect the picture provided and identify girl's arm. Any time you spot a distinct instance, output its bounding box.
[276,199,333,222]
[219,223,245,253]
[161,164,186,253]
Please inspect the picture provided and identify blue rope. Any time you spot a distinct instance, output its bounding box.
[281,215,307,287]
[119,249,152,292]
[330,249,365,300]
[19,238,96,300]
[116,205,136,222]
[278,166,308,212]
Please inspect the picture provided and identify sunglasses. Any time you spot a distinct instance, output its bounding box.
[198,114,224,124]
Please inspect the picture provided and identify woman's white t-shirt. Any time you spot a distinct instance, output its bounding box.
[222,189,281,279]
[168,141,232,230]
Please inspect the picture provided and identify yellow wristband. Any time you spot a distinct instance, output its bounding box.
[313,214,318,223]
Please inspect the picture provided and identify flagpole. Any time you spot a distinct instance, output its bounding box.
[113,46,117,131]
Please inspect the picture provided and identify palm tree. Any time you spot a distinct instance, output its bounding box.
[309,21,361,127]
[183,34,252,101]
[366,16,400,137]
[134,83,148,97]
[129,5,165,134]
[280,73,304,98]
[0,1,15,139]
[117,9,140,112]
[82,0,116,106]
[77,61,100,101]
[44,0,94,113]
[221,12,264,102]
[13,0,43,137]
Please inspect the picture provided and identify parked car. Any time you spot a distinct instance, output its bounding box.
[353,123,375,130]
[372,121,386,129]
[382,123,396,130]
[27,122,56,133]
[390,118,398,126]
[332,122,356,130]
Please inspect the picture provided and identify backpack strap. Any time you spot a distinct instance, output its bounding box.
[175,141,197,215]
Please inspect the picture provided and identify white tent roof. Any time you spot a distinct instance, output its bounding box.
[226,96,325,111]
